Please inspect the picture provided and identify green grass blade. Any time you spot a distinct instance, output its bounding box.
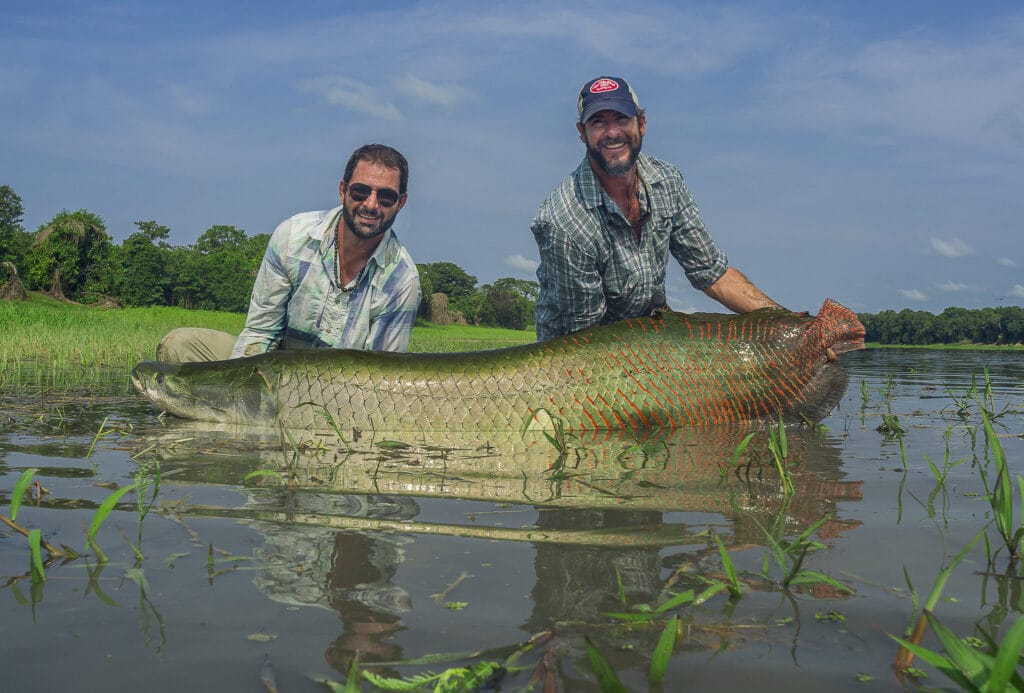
[585,635,628,693]
[988,615,1024,692]
[714,534,743,598]
[86,483,138,542]
[10,467,39,522]
[889,636,974,690]
[654,588,696,614]
[788,570,854,594]
[345,653,361,693]
[649,614,678,684]
[692,581,728,606]
[923,611,987,687]
[730,432,756,466]
[28,529,46,583]
[615,567,627,608]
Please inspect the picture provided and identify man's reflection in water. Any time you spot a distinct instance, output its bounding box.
[249,494,417,676]
[527,509,664,628]
[323,531,408,672]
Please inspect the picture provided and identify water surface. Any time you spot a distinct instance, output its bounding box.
[1,349,1022,691]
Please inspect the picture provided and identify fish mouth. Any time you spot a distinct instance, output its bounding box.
[130,359,273,424]
[130,360,227,421]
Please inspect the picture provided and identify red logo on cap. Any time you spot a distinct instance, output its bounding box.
[590,78,620,94]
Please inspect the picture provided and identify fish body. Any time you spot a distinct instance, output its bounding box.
[130,300,864,432]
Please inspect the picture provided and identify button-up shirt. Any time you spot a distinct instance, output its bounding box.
[231,206,420,357]
[531,152,728,341]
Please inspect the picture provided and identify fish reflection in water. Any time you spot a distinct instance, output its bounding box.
[146,424,864,676]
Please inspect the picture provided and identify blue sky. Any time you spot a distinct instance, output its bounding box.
[2,1,1021,315]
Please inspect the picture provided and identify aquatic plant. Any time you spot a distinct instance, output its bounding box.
[585,636,628,692]
[894,530,984,672]
[753,509,853,594]
[893,613,1024,691]
[976,406,1023,560]
[766,416,793,493]
[85,482,139,563]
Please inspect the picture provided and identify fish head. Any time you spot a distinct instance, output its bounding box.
[131,358,274,424]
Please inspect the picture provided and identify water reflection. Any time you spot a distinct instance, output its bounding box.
[145,425,864,675]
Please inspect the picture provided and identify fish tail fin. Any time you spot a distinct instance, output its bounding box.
[805,299,866,355]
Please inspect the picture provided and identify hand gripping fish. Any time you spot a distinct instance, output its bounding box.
[131,299,865,432]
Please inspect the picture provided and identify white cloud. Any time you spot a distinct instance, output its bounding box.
[296,77,403,121]
[765,15,1024,153]
[937,281,969,292]
[503,254,538,275]
[899,289,929,301]
[394,75,472,108]
[1011,284,1024,298]
[929,238,973,258]
[998,257,1018,267]
[167,83,212,115]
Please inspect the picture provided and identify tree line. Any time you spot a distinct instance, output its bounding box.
[0,184,537,330]
[4,185,1020,342]
[859,306,1024,346]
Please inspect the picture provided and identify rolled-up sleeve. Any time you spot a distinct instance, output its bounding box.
[667,180,728,291]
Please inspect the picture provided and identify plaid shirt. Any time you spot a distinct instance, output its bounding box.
[231,206,420,356]
[531,152,728,341]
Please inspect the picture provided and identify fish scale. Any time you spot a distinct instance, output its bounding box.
[131,299,865,432]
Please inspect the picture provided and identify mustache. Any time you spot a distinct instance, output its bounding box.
[354,206,384,219]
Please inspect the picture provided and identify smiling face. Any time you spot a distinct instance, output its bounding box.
[578,109,646,176]
[338,161,407,240]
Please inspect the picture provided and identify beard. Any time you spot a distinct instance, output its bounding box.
[587,134,642,176]
[342,203,395,240]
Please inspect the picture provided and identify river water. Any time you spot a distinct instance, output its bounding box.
[1,349,1022,691]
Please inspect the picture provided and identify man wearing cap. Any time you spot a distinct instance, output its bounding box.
[530,76,782,341]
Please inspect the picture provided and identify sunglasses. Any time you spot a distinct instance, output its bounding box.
[346,182,401,208]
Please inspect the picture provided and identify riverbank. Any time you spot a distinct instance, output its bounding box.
[865,341,1023,351]
[0,293,535,380]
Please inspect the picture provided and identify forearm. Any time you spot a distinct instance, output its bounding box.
[702,266,782,314]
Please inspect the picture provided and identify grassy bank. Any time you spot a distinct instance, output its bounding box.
[0,293,535,380]
[865,342,1024,351]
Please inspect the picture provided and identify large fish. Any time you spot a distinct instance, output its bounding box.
[130,299,864,432]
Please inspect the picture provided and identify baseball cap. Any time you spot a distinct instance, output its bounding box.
[577,76,640,122]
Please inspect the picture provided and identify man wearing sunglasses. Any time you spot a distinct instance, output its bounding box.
[530,76,782,342]
[156,144,420,362]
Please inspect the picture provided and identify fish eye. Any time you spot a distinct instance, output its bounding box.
[156,373,165,384]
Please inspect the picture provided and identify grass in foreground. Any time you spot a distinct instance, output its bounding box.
[0,292,535,378]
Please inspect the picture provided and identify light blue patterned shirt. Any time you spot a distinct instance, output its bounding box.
[531,152,728,341]
[231,206,420,356]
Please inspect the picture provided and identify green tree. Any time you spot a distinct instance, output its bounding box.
[190,225,258,312]
[164,245,203,309]
[116,221,169,306]
[477,277,537,330]
[1001,307,1024,343]
[418,261,479,320]
[0,185,31,271]
[418,262,477,301]
[417,270,434,319]
[134,219,171,245]
[25,210,113,301]
[933,306,972,343]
